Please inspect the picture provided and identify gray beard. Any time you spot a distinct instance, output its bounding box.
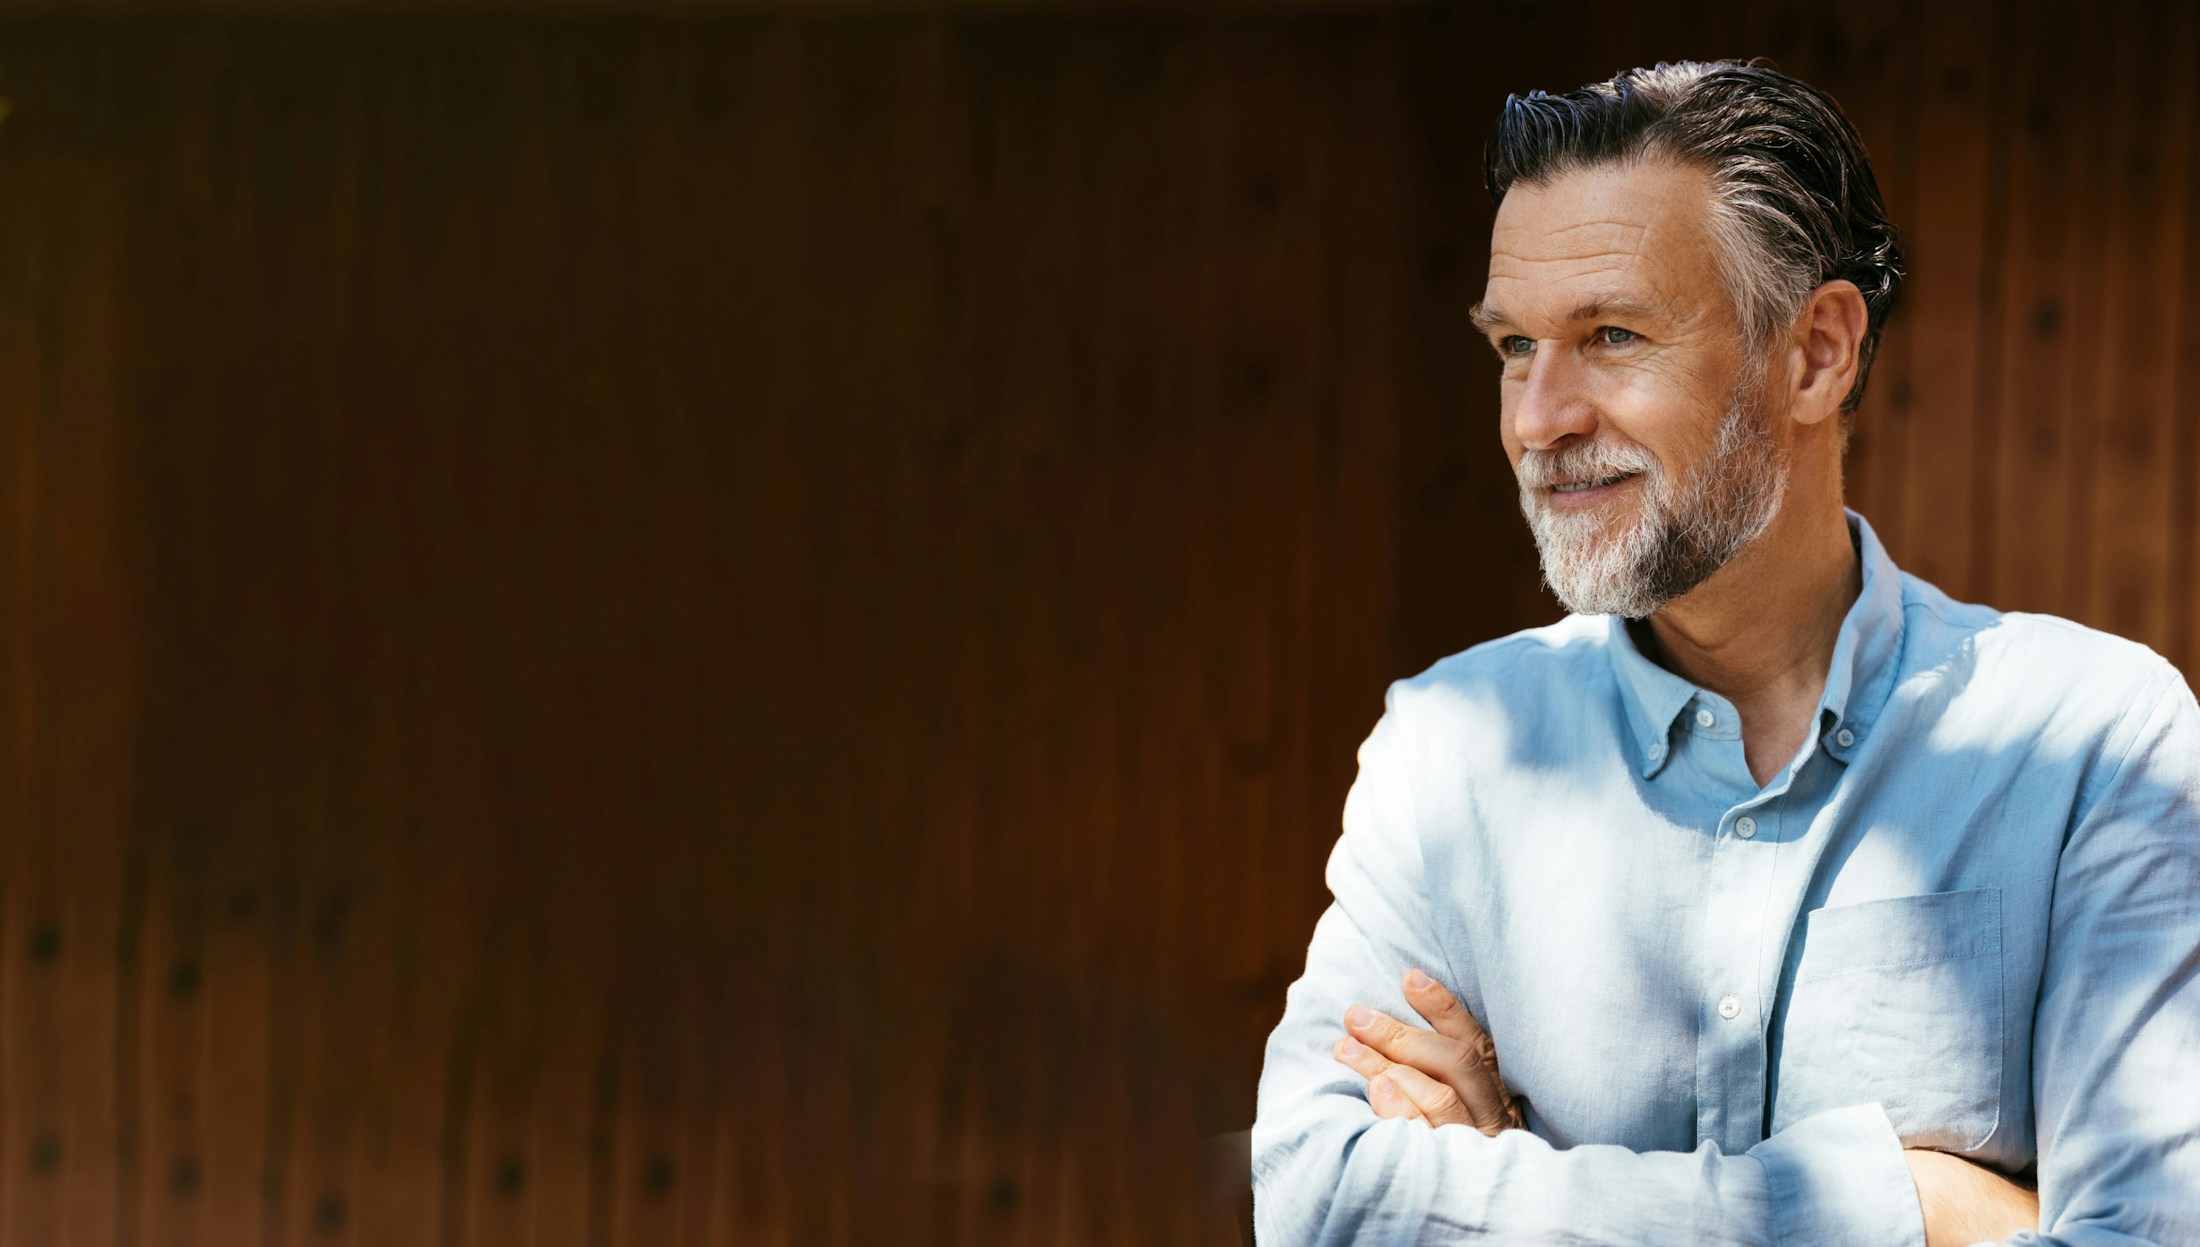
[1517,368,1788,619]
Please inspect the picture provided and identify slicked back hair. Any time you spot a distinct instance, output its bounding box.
[1485,60,1904,422]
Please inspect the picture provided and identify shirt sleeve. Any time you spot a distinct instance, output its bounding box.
[1996,669,2200,1246]
[1251,685,1927,1247]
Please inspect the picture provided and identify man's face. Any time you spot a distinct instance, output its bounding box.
[1477,159,1789,618]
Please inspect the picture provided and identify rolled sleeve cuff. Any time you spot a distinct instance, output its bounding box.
[1750,1103,1926,1247]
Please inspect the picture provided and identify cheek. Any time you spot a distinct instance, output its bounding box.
[1592,374,1722,465]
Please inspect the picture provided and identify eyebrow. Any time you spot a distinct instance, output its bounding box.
[1470,295,1666,336]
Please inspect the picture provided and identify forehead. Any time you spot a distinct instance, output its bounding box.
[1482,159,1726,332]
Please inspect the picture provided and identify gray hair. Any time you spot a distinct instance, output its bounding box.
[1484,60,1905,420]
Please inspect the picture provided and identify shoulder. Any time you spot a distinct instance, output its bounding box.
[1903,573,2178,690]
[1390,614,1609,706]
[1896,573,2191,757]
[1371,615,1618,760]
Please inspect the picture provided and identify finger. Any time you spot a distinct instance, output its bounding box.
[1376,1062,1475,1129]
[1365,1074,1427,1124]
[1402,969,1493,1051]
[1343,1004,1472,1081]
[1331,1033,1392,1082]
[1401,972,1521,1132]
[1345,1003,1524,1133]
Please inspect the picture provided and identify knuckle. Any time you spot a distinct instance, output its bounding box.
[1372,1086,1410,1119]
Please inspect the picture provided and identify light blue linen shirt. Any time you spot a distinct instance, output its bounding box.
[1253,510,2200,1245]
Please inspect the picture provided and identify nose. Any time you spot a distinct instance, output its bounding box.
[1507,345,1600,452]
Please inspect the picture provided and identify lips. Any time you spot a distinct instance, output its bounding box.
[1550,472,1640,494]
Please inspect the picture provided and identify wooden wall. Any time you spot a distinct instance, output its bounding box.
[0,2,2192,1243]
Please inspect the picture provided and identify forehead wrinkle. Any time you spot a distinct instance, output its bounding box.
[1490,247,1651,268]
[1510,217,1650,243]
[1486,257,1641,286]
[1481,264,1649,324]
[1492,216,1651,257]
[1544,216,1649,233]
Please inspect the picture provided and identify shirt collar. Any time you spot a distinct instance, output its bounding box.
[1606,508,1906,778]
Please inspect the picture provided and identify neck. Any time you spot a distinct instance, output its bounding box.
[1638,464,1859,755]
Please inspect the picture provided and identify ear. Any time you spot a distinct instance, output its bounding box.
[1786,279,1869,427]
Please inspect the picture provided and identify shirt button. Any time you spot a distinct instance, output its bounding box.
[1735,816,1757,839]
[1695,708,1716,729]
[1835,727,1856,748]
[1648,741,1664,760]
[1717,995,1741,1020]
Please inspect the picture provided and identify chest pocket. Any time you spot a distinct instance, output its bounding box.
[1771,887,2004,1152]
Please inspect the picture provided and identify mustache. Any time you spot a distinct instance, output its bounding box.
[1515,440,1660,491]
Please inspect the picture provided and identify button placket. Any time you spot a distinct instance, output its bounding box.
[1695,794,1784,1153]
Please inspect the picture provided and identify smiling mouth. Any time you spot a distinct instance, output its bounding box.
[1551,472,1640,494]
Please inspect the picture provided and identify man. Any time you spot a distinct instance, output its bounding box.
[1252,61,2200,1245]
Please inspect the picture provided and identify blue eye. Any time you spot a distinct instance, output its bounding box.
[1500,335,1534,356]
[1598,326,1638,346]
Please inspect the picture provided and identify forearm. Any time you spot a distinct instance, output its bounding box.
[1906,1149,2037,1247]
[1254,1091,1925,1247]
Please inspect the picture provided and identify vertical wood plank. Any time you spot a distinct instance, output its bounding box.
[2177,1,2200,679]
[1989,0,2098,618]
[0,81,61,1247]
[1889,2,1996,593]
[2086,0,2191,655]
[0,72,132,1247]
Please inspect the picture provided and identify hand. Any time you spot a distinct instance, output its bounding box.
[1331,968,1524,1136]
[1906,1148,2038,1247]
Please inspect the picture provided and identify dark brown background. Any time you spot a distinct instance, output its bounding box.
[0,0,2192,1243]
